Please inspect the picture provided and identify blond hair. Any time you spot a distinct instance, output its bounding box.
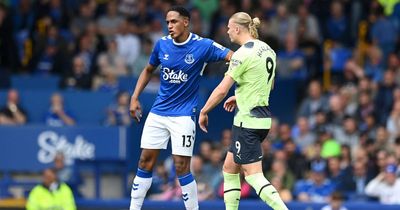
[230,12,261,39]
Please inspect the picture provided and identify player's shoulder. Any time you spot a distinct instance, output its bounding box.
[158,35,173,44]
[193,33,228,50]
[252,39,276,57]
[190,33,213,45]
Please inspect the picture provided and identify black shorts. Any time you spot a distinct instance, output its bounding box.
[229,125,270,164]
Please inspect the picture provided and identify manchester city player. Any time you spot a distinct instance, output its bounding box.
[129,6,233,210]
[199,12,288,210]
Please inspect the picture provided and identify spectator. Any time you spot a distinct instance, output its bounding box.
[370,5,398,61]
[365,164,400,204]
[268,3,296,45]
[298,80,329,126]
[374,127,391,151]
[36,0,70,29]
[294,4,320,43]
[148,161,169,196]
[115,19,140,72]
[61,56,92,90]
[129,0,154,36]
[95,38,127,86]
[324,1,350,46]
[326,94,346,126]
[45,93,75,127]
[26,168,76,210]
[364,46,384,84]
[339,161,371,201]
[294,162,335,203]
[0,89,27,125]
[333,116,360,148]
[375,70,397,125]
[272,123,293,150]
[284,140,308,179]
[219,128,232,156]
[70,1,95,38]
[97,0,124,41]
[105,91,131,126]
[202,148,223,191]
[265,159,295,191]
[132,37,153,77]
[191,155,214,200]
[355,91,375,124]
[291,117,316,153]
[277,32,307,79]
[321,192,348,210]
[33,25,69,75]
[199,141,212,164]
[339,144,351,169]
[74,33,98,75]
[326,157,351,191]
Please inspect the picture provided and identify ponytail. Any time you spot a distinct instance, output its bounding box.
[230,12,261,39]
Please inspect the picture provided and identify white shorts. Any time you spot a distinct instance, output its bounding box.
[141,112,196,156]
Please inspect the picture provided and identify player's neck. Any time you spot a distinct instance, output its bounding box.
[238,34,255,46]
[174,31,191,43]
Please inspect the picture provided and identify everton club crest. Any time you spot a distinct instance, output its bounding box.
[185,54,195,64]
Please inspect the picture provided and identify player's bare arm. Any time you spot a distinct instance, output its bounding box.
[225,50,234,61]
[130,64,157,122]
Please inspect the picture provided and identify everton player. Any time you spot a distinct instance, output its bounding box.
[129,6,233,210]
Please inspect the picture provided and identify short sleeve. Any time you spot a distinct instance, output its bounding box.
[149,40,161,67]
[205,39,229,62]
[225,51,248,82]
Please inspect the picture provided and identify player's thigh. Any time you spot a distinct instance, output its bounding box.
[141,113,170,149]
[168,116,196,156]
[229,125,269,165]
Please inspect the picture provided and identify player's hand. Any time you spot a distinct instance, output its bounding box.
[223,96,236,112]
[198,112,208,133]
[129,97,142,123]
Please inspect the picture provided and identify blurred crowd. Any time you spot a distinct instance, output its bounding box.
[0,0,400,205]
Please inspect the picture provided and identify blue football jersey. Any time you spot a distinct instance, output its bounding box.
[148,33,229,116]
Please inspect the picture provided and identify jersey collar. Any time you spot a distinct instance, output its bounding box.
[172,33,192,46]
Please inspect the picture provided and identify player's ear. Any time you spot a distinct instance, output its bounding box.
[183,17,189,27]
[235,25,240,33]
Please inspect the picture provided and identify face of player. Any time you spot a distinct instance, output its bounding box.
[166,11,189,41]
[227,19,239,44]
